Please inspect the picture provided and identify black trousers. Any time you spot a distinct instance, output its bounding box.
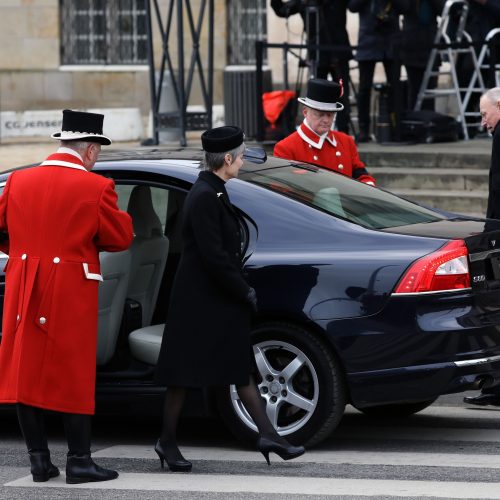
[357,59,398,134]
[405,66,437,111]
[17,403,92,455]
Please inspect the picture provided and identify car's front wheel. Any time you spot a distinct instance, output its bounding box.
[216,322,346,447]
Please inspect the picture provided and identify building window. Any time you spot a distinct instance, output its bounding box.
[60,0,148,65]
[228,0,267,65]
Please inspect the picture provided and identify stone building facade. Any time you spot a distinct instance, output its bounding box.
[0,0,226,117]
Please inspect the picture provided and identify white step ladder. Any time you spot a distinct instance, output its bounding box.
[463,27,500,112]
[415,0,483,139]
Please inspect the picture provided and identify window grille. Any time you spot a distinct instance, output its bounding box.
[60,0,148,65]
[227,0,267,65]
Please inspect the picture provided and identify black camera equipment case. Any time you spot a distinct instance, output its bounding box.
[400,110,460,143]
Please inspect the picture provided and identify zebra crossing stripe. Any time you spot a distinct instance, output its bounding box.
[92,444,500,469]
[6,472,500,498]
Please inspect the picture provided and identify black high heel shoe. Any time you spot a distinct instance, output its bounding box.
[256,436,305,466]
[154,439,192,472]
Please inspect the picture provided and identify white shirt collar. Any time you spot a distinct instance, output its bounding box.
[298,119,337,149]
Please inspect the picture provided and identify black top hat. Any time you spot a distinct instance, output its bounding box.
[51,109,112,145]
[201,126,244,153]
[298,78,344,112]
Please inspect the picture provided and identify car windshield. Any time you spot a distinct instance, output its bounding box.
[240,163,445,230]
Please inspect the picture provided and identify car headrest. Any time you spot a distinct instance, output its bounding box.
[127,185,163,238]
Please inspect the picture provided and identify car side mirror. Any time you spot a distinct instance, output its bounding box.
[243,147,267,164]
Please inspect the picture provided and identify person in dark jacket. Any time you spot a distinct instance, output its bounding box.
[348,0,401,142]
[464,87,500,407]
[393,0,445,110]
[154,126,305,471]
[271,0,353,133]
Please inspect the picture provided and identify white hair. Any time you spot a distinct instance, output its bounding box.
[60,140,93,153]
[483,87,500,104]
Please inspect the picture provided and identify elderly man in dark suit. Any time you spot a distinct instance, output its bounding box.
[464,87,500,406]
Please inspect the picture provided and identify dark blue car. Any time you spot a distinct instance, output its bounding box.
[1,148,500,447]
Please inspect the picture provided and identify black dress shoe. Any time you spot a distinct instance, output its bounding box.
[66,454,118,484]
[154,439,192,472]
[29,450,60,482]
[256,436,305,465]
[463,394,500,407]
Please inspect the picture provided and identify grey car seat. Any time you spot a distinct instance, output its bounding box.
[128,323,164,365]
[96,249,131,366]
[126,185,169,327]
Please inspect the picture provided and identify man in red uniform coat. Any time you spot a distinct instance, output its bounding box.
[274,78,376,185]
[0,110,133,483]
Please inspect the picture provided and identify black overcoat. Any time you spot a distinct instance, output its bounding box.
[155,170,252,387]
[487,124,500,220]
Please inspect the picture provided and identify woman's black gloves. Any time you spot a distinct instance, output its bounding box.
[246,287,258,313]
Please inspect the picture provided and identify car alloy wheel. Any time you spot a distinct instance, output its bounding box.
[216,322,346,447]
[230,339,319,436]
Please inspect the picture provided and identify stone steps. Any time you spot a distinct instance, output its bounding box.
[358,142,492,216]
[370,167,488,192]
[390,188,488,216]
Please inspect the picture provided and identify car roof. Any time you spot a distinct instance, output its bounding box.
[91,146,302,181]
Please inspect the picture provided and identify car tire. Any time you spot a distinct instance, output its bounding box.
[216,322,346,447]
[353,398,437,418]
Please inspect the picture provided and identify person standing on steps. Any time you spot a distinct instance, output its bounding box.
[348,0,401,142]
[154,126,305,472]
[0,109,134,484]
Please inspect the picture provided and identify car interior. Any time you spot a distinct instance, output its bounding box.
[96,182,186,377]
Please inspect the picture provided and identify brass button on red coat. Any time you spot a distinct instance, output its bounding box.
[338,164,344,170]
[21,254,27,260]
[39,317,46,325]
[313,155,318,161]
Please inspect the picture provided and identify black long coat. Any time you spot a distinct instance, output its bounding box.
[487,124,500,220]
[155,170,252,387]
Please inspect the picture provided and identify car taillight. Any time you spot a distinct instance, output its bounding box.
[394,240,470,294]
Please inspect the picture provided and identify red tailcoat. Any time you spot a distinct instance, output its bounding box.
[0,150,133,414]
[274,121,376,185]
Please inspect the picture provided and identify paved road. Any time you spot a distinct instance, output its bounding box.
[2,392,500,499]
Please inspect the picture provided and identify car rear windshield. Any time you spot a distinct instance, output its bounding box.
[240,163,445,230]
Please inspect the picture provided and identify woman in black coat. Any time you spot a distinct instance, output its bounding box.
[154,126,305,472]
